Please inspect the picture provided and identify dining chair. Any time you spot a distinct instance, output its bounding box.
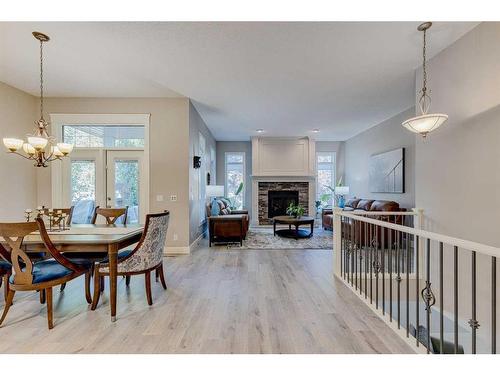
[0,219,93,329]
[0,245,12,303]
[91,211,169,309]
[92,206,128,225]
[41,207,74,226]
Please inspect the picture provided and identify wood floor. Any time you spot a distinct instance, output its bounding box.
[0,244,412,353]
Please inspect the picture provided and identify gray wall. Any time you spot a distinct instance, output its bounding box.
[344,107,416,209]
[189,101,216,244]
[216,141,252,209]
[413,23,500,347]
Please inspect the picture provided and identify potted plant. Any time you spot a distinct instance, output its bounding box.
[286,203,305,218]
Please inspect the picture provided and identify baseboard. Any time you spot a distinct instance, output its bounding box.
[189,231,205,252]
[163,246,190,256]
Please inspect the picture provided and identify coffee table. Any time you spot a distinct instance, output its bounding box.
[272,215,315,240]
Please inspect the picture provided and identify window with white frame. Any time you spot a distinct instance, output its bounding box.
[316,152,336,206]
[225,152,245,210]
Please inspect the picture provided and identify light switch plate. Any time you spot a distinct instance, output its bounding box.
[170,195,177,202]
[156,195,164,202]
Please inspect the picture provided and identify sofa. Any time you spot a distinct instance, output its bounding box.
[322,198,407,247]
[206,198,249,246]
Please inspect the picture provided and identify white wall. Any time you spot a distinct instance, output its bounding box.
[344,107,416,208]
[188,101,216,245]
[0,82,37,220]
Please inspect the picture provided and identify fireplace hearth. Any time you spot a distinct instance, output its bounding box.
[268,190,299,218]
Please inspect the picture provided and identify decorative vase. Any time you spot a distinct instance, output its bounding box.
[338,195,346,209]
[210,197,220,216]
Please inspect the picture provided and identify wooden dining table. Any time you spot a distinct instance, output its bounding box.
[21,224,144,322]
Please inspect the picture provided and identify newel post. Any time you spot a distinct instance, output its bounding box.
[333,207,343,277]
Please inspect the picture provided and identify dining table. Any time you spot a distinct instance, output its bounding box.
[21,224,144,322]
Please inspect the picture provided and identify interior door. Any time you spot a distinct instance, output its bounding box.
[106,150,146,224]
[61,149,105,223]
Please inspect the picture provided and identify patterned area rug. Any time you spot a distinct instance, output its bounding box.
[225,226,333,250]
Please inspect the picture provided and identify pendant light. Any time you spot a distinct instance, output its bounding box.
[402,22,448,138]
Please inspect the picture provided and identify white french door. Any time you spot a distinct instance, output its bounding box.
[61,149,146,224]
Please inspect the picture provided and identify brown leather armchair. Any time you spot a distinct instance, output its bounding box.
[206,199,249,246]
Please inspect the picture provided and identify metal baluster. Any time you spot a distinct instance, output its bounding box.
[382,228,385,315]
[355,220,358,290]
[469,251,478,354]
[350,218,354,285]
[397,229,401,329]
[369,224,373,304]
[424,238,432,354]
[375,226,380,310]
[454,246,458,354]
[365,223,368,299]
[389,227,393,322]
[406,232,410,337]
[415,236,420,347]
[439,242,444,354]
[492,256,497,354]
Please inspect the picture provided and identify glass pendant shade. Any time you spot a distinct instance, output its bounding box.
[27,136,48,151]
[3,138,24,152]
[51,145,64,157]
[22,143,36,155]
[402,113,448,138]
[56,142,73,155]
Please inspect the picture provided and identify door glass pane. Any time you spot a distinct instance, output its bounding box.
[71,160,96,223]
[115,160,139,224]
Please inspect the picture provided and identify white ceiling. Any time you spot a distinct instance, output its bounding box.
[0,22,478,141]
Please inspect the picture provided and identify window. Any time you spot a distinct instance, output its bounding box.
[71,160,96,205]
[63,125,145,148]
[225,152,245,210]
[316,152,336,206]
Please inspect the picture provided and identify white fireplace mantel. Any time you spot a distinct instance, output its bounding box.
[251,136,315,177]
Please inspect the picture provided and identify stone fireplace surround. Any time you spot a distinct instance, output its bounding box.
[257,181,309,225]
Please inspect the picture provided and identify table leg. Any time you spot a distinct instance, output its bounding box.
[295,224,299,240]
[108,243,118,322]
[310,222,314,237]
[273,220,276,236]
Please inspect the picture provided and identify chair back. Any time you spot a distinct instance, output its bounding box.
[41,207,74,226]
[92,206,128,225]
[0,219,82,286]
[117,211,169,273]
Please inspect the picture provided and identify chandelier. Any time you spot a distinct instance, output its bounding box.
[2,32,73,167]
[402,22,448,138]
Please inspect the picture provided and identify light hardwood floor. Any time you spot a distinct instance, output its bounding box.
[0,243,412,353]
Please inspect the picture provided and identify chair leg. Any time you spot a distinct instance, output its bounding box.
[84,271,92,304]
[60,283,66,292]
[0,290,15,326]
[39,289,46,304]
[46,287,53,329]
[155,268,159,282]
[125,275,131,286]
[158,264,167,290]
[91,268,101,311]
[145,271,153,305]
[3,274,10,303]
[100,276,105,293]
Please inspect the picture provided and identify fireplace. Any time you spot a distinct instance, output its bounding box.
[257,181,309,224]
[268,190,299,218]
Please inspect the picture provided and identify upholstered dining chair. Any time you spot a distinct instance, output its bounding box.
[0,219,93,329]
[91,211,169,309]
[0,245,12,303]
[92,206,128,225]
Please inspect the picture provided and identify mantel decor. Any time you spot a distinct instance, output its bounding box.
[2,32,73,167]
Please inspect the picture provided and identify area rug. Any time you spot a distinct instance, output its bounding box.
[226,227,333,250]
